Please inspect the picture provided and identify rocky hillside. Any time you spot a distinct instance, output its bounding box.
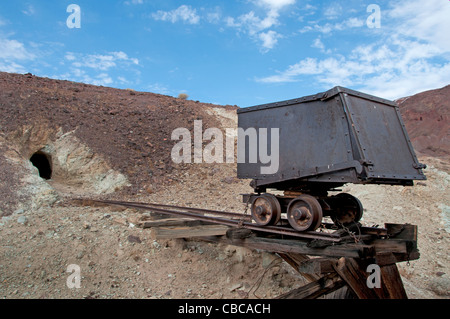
[397,84,450,159]
[0,71,237,216]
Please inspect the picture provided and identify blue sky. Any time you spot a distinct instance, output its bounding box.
[0,0,449,107]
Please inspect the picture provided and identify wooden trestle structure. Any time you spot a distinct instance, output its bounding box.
[76,198,419,299]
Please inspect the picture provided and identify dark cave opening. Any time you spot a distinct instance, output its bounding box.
[30,151,52,180]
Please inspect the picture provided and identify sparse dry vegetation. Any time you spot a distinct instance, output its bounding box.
[178,93,188,100]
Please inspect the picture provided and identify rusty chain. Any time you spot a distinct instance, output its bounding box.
[238,195,252,228]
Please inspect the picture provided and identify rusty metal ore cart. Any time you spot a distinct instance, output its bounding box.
[237,86,426,231]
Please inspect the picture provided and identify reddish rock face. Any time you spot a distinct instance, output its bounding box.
[396,84,450,160]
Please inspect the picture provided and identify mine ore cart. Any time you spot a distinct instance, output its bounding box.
[237,86,426,232]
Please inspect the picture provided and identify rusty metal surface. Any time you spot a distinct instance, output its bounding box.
[86,199,344,242]
[80,198,390,244]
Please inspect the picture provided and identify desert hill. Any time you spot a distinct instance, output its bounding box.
[0,71,237,216]
[397,84,450,160]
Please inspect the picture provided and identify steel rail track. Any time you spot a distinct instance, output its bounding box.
[79,198,354,242]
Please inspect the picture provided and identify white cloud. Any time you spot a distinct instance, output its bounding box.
[257,38,450,99]
[224,0,295,51]
[22,4,35,16]
[65,53,76,61]
[259,0,450,99]
[345,17,364,28]
[387,0,450,53]
[149,2,294,51]
[61,51,140,87]
[206,12,221,24]
[0,38,35,60]
[323,3,342,19]
[117,76,130,84]
[125,0,143,4]
[66,51,139,71]
[311,36,332,54]
[64,68,114,86]
[300,17,365,34]
[0,61,28,73]
[152,5,200,24]
[259,30,281,51]
[148,83,171,95]
[0,37,35,73]
[311,37,324,50]
[257,0,296,10]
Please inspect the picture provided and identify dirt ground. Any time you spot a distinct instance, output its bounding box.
[0,155,449,299]
[0,171,309,299]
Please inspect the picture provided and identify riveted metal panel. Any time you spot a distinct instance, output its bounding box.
[237,86,426,191]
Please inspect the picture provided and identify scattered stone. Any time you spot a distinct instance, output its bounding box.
[229,283,242,292]
[127,235,141,244]
[152,240,161,249]
[428,277,450,296]
[17,216,28,225]
[416,182,427,186]
[221,177,236,184]
[261,252,280,269]
[113,217,128,226]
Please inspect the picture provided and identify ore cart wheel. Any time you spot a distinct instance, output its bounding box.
[287,195,323,231]
[331,193,363,226]
[251,194,281,226]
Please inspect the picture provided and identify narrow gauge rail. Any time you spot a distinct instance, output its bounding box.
[77,198,387,243]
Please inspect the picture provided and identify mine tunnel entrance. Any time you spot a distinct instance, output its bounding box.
[30,151,52,180]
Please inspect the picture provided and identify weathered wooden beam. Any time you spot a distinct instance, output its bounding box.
[276,273,346,299]
[277,253,320,282]
[225,235,374,259]
[379,263,408,299]
[372,239,409,254]
[201,228,374,259]
[296,258,337,275]
[375,251,420,265]
[385,223,417,240]
[332,257,408,299]
[333,257,383,299]
[151,225,230,240]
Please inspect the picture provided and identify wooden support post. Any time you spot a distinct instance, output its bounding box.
[379,263,408,299]
[333,257,381,299]
[333,257,408,299]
